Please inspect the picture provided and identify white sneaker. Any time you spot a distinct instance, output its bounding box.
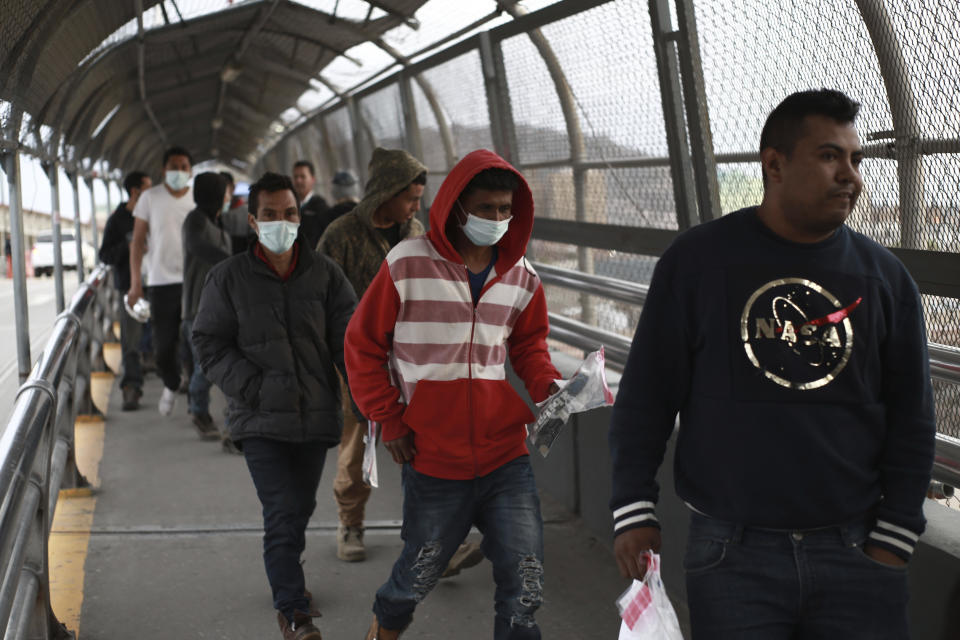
[158,387,177,416]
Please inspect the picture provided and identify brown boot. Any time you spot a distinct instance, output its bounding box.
[363,616,405,640]
[441,540,485,578]
[278,611,322,640]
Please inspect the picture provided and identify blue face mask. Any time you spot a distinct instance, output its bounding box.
[256,220,299,254]
[457,201,511,247]
[165,170,191,191]
[222,199,231,214]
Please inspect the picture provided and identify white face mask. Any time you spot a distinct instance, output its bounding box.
[222,199,231,214]
[256,220,299,254]
[165,170,191,191]
[457,201,511,247]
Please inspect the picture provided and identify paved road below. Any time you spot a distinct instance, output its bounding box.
[0,274,81,421]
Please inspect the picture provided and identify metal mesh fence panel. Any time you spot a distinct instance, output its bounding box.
[357,84,405,156]
[523,2,670,162]
[716,162,762,215]
[499,35,569,165]
[933,379,960,440]
[413,51,493,172]
[523,168,577,222]
[323,108,358,174]
[585,167,676,228]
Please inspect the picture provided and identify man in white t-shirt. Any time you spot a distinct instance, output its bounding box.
[128,146,195,416]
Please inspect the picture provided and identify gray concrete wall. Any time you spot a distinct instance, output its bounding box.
[524,351,960,639]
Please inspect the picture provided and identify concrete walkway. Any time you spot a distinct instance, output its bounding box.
[54,373,630,639]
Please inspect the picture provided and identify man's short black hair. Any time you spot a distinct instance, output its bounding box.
[293,160,315,177]
[759,89,861,157]
[460,168,519,200]
[162,146,193,166]
[123,171,149,196]
[248,172,299,216]
[219,171,234,187]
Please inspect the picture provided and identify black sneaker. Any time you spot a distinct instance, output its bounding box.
[121,386,142,411]
[190,413,220,441]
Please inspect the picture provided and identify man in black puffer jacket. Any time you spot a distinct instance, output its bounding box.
[192,172,356,640]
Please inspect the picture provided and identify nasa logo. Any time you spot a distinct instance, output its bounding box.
[740,278,861,390]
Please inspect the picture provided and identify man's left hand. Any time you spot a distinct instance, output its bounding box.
[548,382,560,396]
[864,544,907,567]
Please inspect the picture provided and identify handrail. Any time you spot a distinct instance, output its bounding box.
[0,264,112,640]
[534,261,649,306]
[537,260,960,489]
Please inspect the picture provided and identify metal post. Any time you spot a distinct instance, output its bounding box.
[43,162,65,313]
[479,31,520,166]
[86,177,99,253]
[3,149,31,384]
[675,0,722,222]
[855,0,924,249]
[69,171,85,282]
[648,0,699,231]
[398,72,425,163]
[346,96,371,187]
[103,175,112,218]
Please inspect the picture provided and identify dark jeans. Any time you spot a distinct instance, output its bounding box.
[119,305,143,391]
[684,511,910,639]
[181,318,211,416]
[146,284,182,391]
[374,456,544,639]
[243,437,329,622]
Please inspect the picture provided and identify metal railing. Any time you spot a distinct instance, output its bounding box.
[0,264,113,640]
[535,260,960,489]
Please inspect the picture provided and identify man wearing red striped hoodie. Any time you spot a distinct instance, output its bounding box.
[346,149,561,640]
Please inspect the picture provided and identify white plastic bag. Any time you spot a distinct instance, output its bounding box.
[361,420,379,488]
[528,347,614,457]
[616,552,683,640]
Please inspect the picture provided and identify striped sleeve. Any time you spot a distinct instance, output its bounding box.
[868,519,921,560]
[613,501,659,534]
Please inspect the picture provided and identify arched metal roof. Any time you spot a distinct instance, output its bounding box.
[0,0,428,173]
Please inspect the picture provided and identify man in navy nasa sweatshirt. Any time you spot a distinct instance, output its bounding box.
[608,89,935,639]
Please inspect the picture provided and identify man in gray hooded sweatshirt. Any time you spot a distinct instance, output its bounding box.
[181,172,232,440]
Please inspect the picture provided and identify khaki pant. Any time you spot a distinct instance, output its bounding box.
[334,376,371,527]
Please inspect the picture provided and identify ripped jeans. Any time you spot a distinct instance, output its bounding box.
[374,456,544,639]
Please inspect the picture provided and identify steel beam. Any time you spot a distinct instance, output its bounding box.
[43,162,65,312]
[2,146,32,384]
[855,0,924,249]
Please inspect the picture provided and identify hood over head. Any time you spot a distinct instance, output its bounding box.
[193,172,226,219]
[428,149,534,270]
[352,148,427,228]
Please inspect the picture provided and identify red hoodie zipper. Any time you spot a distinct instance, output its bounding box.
[466,266,480,478]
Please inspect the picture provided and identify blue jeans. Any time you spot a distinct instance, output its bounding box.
[182,318,211,416]
[243,437,329,621]
[374,456,544,639]
[684,512,909,639]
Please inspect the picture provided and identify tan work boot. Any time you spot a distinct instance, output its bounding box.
[278,611,322,640]
[441,541,485,578]
[337,524,365,562]
[364,616,405,640]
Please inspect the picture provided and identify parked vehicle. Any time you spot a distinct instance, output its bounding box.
[31,234,95,276]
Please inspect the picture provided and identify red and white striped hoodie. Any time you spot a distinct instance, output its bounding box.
[344,149,560,480]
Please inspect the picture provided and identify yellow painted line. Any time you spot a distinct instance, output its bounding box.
[49,416,105,639]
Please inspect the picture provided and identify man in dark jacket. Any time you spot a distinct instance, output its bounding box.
[181,172,232,440]
[192,172,356,640]
[99,170,151,410]
[292,160,329,248]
